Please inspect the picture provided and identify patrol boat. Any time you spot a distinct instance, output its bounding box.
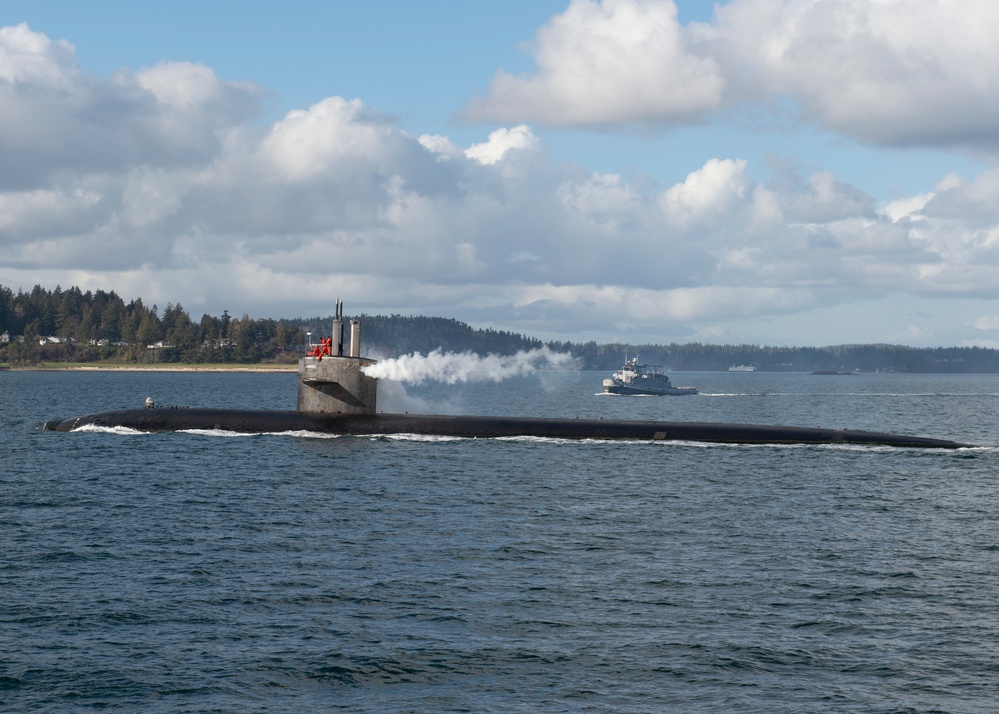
[602,357,697,396]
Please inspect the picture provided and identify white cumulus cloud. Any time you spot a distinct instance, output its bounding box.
[465,125,542,165]
[465,0,999,150]
[464,0,725,127]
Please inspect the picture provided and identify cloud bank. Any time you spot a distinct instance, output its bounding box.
[465,0,999,151]
[2,12,999,347]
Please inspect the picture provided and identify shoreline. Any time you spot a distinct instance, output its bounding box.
[6,364,298,373]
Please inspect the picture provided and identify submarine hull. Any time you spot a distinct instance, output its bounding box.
[44,408,969,448]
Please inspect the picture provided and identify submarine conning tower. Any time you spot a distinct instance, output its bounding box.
[297,300,378,414]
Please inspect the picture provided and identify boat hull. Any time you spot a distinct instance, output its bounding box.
[603,384,697,396]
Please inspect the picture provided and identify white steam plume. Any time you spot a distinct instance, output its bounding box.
[375,378,448,414]
[361,347,577,384]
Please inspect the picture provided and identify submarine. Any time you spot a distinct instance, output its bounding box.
[44,303,970,449]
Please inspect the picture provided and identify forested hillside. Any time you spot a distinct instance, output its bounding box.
[294,313,545,358]
[4,283,999,372]
[0,284,300,365]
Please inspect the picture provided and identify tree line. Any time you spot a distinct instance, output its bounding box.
[0,284,301,365]
[4,283,999,372]
[549,341,999,373]
[294,313,545,359]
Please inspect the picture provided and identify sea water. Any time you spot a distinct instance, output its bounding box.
[2,369,999,712]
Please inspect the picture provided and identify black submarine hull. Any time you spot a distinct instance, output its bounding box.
[44,408,970,448]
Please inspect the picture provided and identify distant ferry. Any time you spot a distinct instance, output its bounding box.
[728,364,757,372]
[603,358,697,396]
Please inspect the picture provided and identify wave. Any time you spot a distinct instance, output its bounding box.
[72,423,147,436]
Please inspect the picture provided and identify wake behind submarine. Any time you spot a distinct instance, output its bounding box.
[45,304,970,449]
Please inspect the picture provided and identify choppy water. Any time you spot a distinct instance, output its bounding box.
[3,369,999,712]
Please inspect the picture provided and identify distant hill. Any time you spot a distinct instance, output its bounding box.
[292,312,999,373]
[292,313,543,359]
[4,283,999,372]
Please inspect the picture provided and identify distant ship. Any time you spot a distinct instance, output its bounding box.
[728,364,757,372]
[603,358,697,396]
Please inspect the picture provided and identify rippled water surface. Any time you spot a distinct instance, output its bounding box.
[3,370,999,712]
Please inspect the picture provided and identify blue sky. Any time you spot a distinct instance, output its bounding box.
[2,1,999,347]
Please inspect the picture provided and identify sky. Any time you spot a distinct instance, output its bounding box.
[2,0,999,348]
